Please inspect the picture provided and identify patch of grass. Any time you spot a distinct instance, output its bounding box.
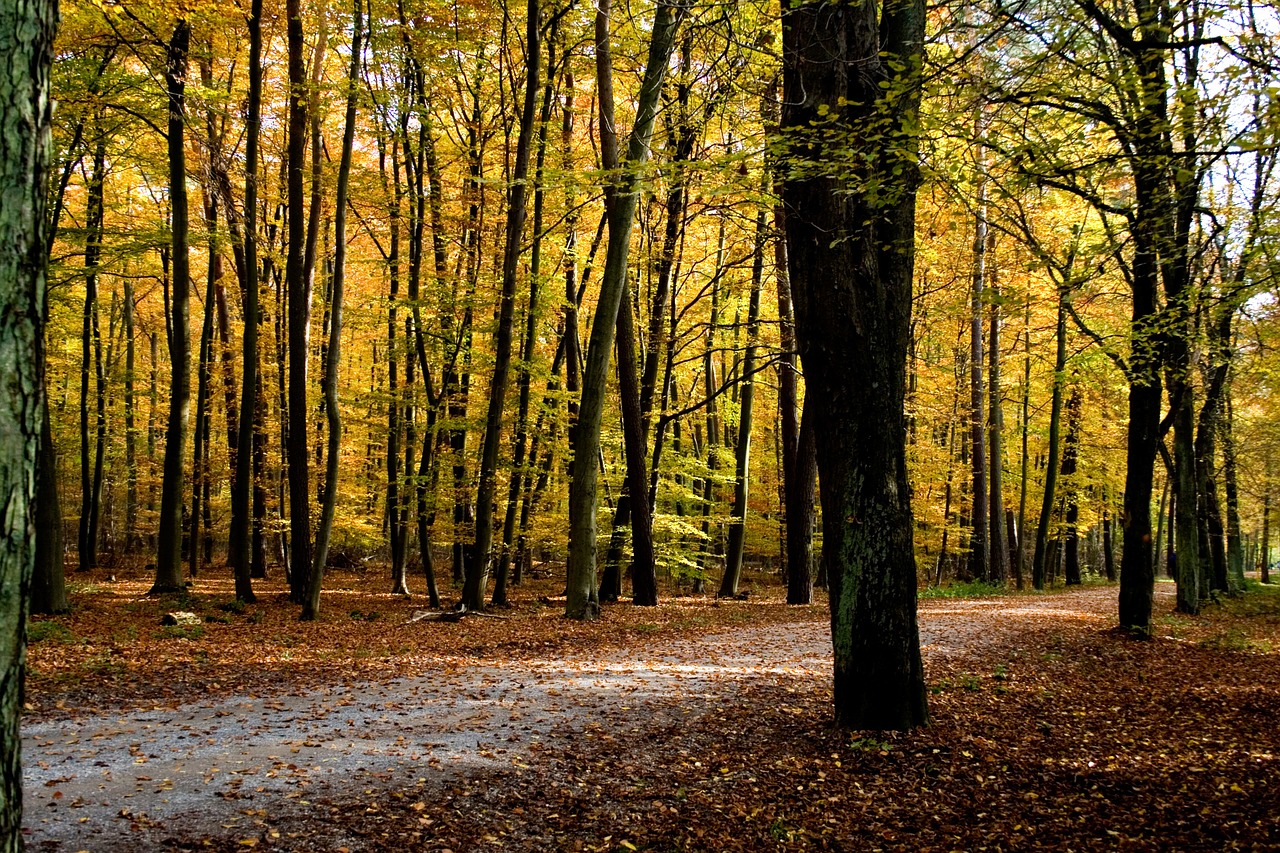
[849,736,893,753]
[633,623,662,633]
[27,621,76,645]
[1198,627,1271,654]
[219,599,246,614]
[157,624,205,641]
[920,580,1007,600]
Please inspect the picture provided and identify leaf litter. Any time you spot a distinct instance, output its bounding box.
[22,571,1280,850]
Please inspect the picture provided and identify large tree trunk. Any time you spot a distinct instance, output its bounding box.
[0,5,54,846]
[781,0,928,729]
[153,20,193,595]
[565,0,683,620]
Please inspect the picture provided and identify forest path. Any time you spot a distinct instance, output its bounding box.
[21,584,1125,851]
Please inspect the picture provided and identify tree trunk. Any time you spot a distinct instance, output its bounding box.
[968,156,988,583]
[616,284,658,605]
[305,0,362,620]
[190,193,219,580]
[987,233,1009,584]
[721,207,765,598]
[0,4,54,845]
[78,131,106,573]
[1031,299,1066,591]
[781,0,928,729]
[228,0,262,603]
[153,20,193,595]
[1061,387,1082,586]
[284,0,313,603]
[565,0,683,620]
[467,0,540,611]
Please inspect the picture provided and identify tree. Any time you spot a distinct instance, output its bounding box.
[284,0,311,603]
[565,0,684,620]
[152,18,193,595]
[1,0,55,846]
[466,0,540,612]
[780,0,929,728]
[306,0,363,621]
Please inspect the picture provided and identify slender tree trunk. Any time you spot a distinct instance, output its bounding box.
[1222,392,1244,589]
[190,195,219,580]
[1014,292,1030,589]
[566,0,683,620]
[1061,387,1082,586]
[228,0,262,602]
[305,0,362,620]
[987,232,1009,583]
[79,132,107,572]
[1261,489,1271,584]
[968,156,989,583]
[1032,299,1066,591]
[153,20,193,595]
[616,284,658,605]
[284,0,313,603]
[721,207,765,598]
[467,0,540,611]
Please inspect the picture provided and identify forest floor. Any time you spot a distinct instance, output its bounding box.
[20,567,1280,851]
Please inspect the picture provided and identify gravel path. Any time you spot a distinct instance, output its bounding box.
[22,585,1125,850]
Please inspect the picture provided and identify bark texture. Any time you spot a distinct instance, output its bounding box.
[0,0,54,845]
[781,0,928,729]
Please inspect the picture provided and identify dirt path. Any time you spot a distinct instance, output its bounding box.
[22,586,1124,851]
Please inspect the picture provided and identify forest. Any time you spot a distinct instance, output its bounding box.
[33,0,1280,620]
[2,0,1280,846]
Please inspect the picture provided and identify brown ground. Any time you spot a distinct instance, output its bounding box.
[22,568,1280,851]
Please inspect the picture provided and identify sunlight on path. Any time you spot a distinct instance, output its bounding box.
[22,585,1124,850]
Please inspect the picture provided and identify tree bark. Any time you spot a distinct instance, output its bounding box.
[305,0,362,620]
[1032,300,1066,591]
[228,0,262,602]
[153,20,193,595]
[566,0,683,620]
[284,0,313,603]
[781,0,929,729]
[467,0,540,611]
[721,207,765,598]
[0,5,54,846]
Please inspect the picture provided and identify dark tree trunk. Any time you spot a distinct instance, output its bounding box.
[721,207,765,598]
[566,0,683,619]
[305,0,362,620]
[781,0,928,729]
[284,0,313,603]
[228,0,262,602]
[78,131,107,574]
[0,3,54,844]
[468,0,540,611]
[616,285,658,606]
[1032,300,1066,591]
[987,233,1009,584]
[1061,387,1082,586]
[153,20,193,595]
